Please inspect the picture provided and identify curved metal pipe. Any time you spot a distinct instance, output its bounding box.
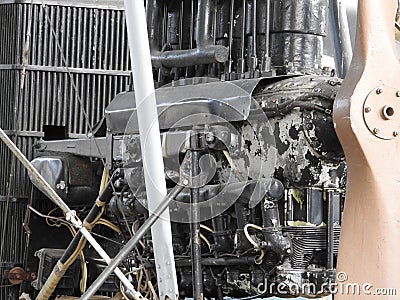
[149,0,229,68]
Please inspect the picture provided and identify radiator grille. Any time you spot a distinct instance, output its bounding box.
[0,1,130,198]
[0,198,27,300]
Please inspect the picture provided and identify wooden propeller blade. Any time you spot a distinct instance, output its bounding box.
[334,0,400,298]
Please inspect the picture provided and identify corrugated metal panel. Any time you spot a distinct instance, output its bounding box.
[0,2,131,199]
[0,198,27,300]
[0,2,130,297]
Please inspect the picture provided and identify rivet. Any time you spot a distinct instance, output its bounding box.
[394,131,399,137]
[364,107,371,113]
[373,128,380,135]
[376,88,383,95]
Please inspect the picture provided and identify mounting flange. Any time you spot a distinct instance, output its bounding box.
[363,85,400,140]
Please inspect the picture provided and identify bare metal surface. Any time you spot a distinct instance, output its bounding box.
[329,0,353,78]
[333,0,400,298]
[0,0,124,10]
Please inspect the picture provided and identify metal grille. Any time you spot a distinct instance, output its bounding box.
[0,198,27,300]
[284,226,341,269]
[0,3,129,297]
[0,1,131,198]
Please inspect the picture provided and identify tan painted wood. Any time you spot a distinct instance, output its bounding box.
[333,0,400,298]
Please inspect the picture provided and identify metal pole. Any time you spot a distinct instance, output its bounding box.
[79,228,142,300]
[326,191,335,270]
[81,185,184,300]
[123,1,179,299]
[262,0,271,72]
[0,128,140,298]
[329,0,353,78]
[190,131,203,300]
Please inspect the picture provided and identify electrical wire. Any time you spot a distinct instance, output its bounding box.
[119,267,152,299]
[28,206,72,226]
[131,221,146,249]
[200,233,212,251]
[243,224,262,249]
[33,206,88,293]
[148,281,158,300]
[200,224,214,233]
[243,224,265,264]
[222,150,246,182]
[29,170,118,294]
[97,218,122,234]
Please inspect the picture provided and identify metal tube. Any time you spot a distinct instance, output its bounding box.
[122,2,179,299]
[196,0,214,48]
[326,190,339,270]
[190,131,203,300]
[152,46,229,68]
[329,0,353,78]
[249,0,258,71]
[228,0,235,73]
[337,0,353,76]
[262,0,271,72]
[0,128,140,299]
[252,0,257,54]
[79,227,141,300]
[238,0,246,73]
[146,0,162,52]
[81,185,184,300]
[151,0,228,69]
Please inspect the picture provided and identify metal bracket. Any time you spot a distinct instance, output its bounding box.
[363,85,400,139]
[106,130,114,169]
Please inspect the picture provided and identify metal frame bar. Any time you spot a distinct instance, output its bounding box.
[329,0,353,78]
[81,185,184,300]
[123,0,179,299]
[0,128,140,298]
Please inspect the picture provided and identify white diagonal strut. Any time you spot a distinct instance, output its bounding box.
[0,128,142,299]
[123,1,179,299]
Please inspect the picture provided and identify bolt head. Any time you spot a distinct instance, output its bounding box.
[396,91,400,97]
[205,133,215,143]
[394,131,399,137]
[373,128,380,135]
[376,88,383,94]
[364,107,371,113]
